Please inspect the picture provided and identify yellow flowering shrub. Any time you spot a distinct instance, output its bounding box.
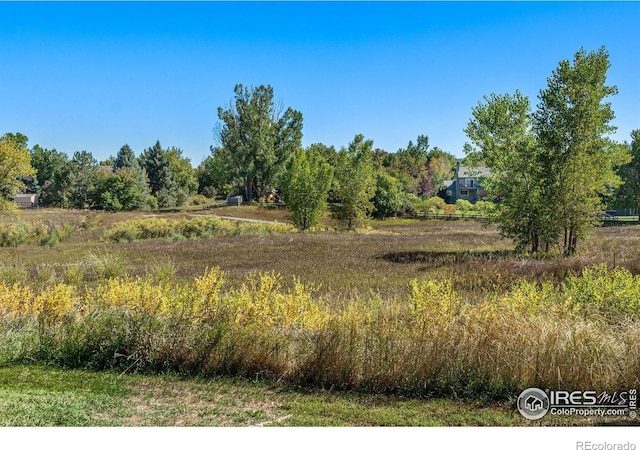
[0,282,33,318]
[227,272,330,331]
[33,284,76,322]
[89,276,168,315]
[408,278,462,326]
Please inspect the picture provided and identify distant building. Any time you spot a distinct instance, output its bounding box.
[226,195,243,206]
[440,162,490,204]
[14,194,39,208]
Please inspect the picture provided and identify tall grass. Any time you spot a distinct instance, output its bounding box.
[102,215,295,243]
[0,264,638,398]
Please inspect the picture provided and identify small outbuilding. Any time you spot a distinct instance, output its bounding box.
[226,195,243,206]
[14,194,39,209]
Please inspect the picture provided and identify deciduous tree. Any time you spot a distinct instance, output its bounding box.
[0,133,36,212]
[281,148,333,231]
[215,84,303,202]
[533,46,629,255]
[331,134,376,230]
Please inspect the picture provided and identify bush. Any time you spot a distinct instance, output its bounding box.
[0,221,74,247]
[455,199,473,212]
[103,216,294,243]
[190,194,211,206]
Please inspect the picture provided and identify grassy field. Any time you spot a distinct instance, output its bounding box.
[8,205,640,296]
[1,205,640,426]
[2,364,634,427]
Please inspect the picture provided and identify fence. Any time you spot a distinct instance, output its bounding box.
[411,212,490,221]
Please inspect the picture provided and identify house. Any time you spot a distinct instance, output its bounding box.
[14,194,39,209]
[440,162,491,204]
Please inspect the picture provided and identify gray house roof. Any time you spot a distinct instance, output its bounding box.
[458,166,491,178]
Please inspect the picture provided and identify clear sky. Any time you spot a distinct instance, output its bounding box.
[1,1,639,165]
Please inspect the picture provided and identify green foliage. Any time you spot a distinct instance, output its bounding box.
[281,148,333,231]
[472,200,496,216]
[102,215,295,243]
[0,133,36,212]
[93,167,148,212]
[331,134,376,230]
[29,145,71,207]
[112,144,140,172]
[215,84,303,202]
[533,46,629,255]
[0,221,74,247]
[466,47,630,255]
[414,196,446,214]
[613,130,640,218]
[165,146,198,201]
[455,199,473,212]
[68,150,99,210]
[465,90,548,252]
[372,172,402,219]
[139,141,179,208]
[190,194,211,205]
[196,155,223,198]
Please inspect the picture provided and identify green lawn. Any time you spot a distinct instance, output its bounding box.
[1,365,636,427]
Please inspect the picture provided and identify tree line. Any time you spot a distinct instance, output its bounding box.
[5,136,198,212]
[2,46,639,253]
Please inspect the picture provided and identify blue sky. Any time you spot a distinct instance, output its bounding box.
[1,2,639,165]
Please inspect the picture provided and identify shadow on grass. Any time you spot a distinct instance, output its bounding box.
[377,250,515,267]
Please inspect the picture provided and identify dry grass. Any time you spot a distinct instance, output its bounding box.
[5,208,640,300]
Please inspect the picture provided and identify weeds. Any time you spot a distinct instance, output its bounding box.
[0,265,639,399]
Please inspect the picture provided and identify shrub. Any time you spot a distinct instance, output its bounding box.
[0,221,74,247]
[103,216,294,243]
[455,199,473,212]
[190,194,211,206]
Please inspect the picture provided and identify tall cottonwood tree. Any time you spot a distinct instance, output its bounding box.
[533,47,629,255]
[465,47,629,255]
[464,91,551,252]
[215,84,303,202]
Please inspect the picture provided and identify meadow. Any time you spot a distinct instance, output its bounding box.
[1,205,639,426]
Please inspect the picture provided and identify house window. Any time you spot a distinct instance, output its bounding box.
[460,190,469,196]
[464,178,474,187]
[446,190,452,197]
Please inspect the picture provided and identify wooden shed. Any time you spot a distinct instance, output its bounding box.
[14,194,39,208]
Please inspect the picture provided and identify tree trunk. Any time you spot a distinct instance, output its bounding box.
[244,179,253,203]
